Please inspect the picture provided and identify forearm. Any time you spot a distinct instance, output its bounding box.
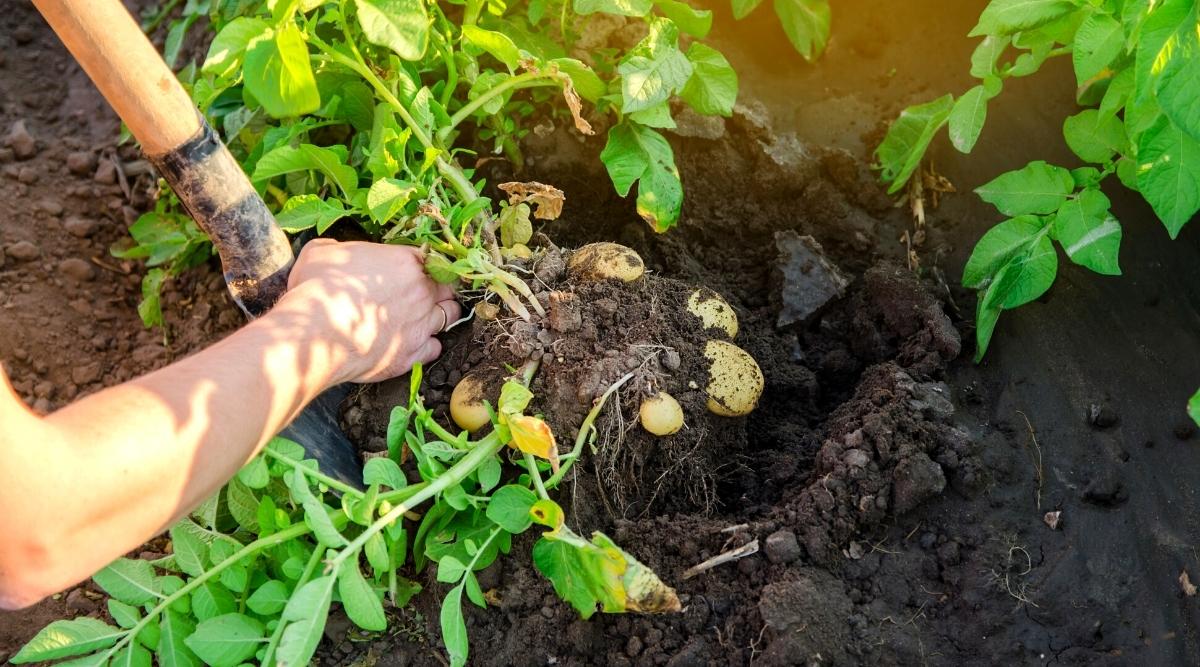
[0,287,354,604]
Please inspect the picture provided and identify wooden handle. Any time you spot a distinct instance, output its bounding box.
[32,0,201,156]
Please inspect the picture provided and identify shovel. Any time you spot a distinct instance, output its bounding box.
[33,0,365,487]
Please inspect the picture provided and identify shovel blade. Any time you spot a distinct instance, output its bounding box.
[279,383,364,489]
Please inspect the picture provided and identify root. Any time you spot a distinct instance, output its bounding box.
[984,541,1039,609]
[1017,410,1044,511]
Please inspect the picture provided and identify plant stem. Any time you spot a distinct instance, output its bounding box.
[98,523,312,661]
[524,453,550,500]
[545,370,637,489]
[260,545,324,666]
[448,73,558,129]
[379,481,429,504]
[264,448,364,498]
[330,432,507,569]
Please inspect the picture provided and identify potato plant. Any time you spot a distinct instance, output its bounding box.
[729,0,831,61]
[13,365,679,667]
[874,0,1200,415]
[122,0,742,326]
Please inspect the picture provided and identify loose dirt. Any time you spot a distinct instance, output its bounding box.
[5,0,1200,666]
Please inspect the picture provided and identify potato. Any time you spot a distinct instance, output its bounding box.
[639,392,684,436]
[686,288,738,338]
[567,242,644,282]
[450,372,491,432]
[703,340,763,417]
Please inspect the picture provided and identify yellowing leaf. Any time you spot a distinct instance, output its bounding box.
[508,416,559,471]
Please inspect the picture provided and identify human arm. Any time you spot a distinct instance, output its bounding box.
[0,240,460,609]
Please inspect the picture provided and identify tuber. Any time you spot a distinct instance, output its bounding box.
[567,242,645,282]
[639,392,684,436]
[686,288,738,338]
[450,372,491,432]
[703,340,764,416]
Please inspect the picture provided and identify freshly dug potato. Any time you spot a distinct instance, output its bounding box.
[639,392,684,436]
[567,242,644,282]
[686,288,738,338]
[450,372,491,432]
[703,340,763,417]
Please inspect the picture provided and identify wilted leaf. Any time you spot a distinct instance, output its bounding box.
[498,181,566,220]
[508,415,560,471]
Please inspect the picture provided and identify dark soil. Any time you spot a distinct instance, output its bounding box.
[5,0,1200,666]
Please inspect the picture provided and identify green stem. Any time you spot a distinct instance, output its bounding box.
[379,481,429,504]
[260,545,324,666]
[264,448,364,498]
[98,523,312,662]
[448,73,558,129]
[330,432,507,569]
[545,370,637,489]
[524,453,550,500]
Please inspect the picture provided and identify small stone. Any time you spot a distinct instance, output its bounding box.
[65,588,98,615]
[13,25,35,45]
[66,151,97,176]
[59,258,95,281]
[764,529,801,564]
[773,231,849,328]
[17,166,37,184]
[662,349,682,371]
[72,362,102,386]
[547,291,582,333]
[93,158,117,185]
[1044,510,1062,530]
[6,241,40,261]
[5,120,36,160]
[33,397,51,414]
[33,381,53,399]
[36,198,64,217]
[64,215,100,238]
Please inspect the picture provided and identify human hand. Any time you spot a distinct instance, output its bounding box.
[277,239,461,384]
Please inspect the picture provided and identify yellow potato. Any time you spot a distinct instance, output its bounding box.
[567,242,644,282]
[686,288,738,339]
[703,340,763,416]
[639,392,684,436]
[450,373,491,432]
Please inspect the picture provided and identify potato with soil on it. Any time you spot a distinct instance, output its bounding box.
[450,372,492,432]
[639,391,684,436]
[686,288,738,338]
[703,340,764,417]
[567,242,644,282]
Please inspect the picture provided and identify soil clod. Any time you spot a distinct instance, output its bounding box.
[773,231,848,328]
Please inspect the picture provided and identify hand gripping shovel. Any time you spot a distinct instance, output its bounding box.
[34,0,365,487]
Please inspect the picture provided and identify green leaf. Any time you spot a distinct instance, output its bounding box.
[93,558,161,606]
[255,144,359,197]
[365,532,391,574]
[286,470,348,548]
[1054,189,1122,275]
[499,202,533,247]
[1062,109,1126,163]
[183,614,264,667]
[202,17,271,79]
[948,85,994,153]
[10,618,124,663]
[486,485,537,533]
[970,35,1010,78]
[1188,387,1200,427]
[191,581,237,622]
[108,600,141,629]
[477,454,502,493]
[875,94,955,194]
[653,0,713,37]
[157,610,200,667]
[962,215,1047,288]
[337,559,388,631]
[236,455,270,489]
[367,178,419,224]
[773,0,831,61]
[549,58,606,103]
[226,477,261,532]
[440,584,469,667]
[386,405,411,460]
[364,457,407,489]
[732,0,764,19]
[975,160,1074,215]
[113,642,152,667]
[246,579,291,616]
[617,49,692,114]
[244,23,320,119]
[679,43,738,117]
[1137,115,1200,238]
[600,121,683,232]
[277,574,335,667]
[1153,2,1200,143]
[461,25,521,70]
[355,0,430,60]
[275,194,350,234]
[574,0,653,16]
[532,535,626,619]
[969,0,1079,37]
[973,236,1058,360]
[1072,12,1124,84]
[169,523,208,578]
[138,268,166,329]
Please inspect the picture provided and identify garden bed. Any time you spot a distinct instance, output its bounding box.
[4,0,1200,665]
